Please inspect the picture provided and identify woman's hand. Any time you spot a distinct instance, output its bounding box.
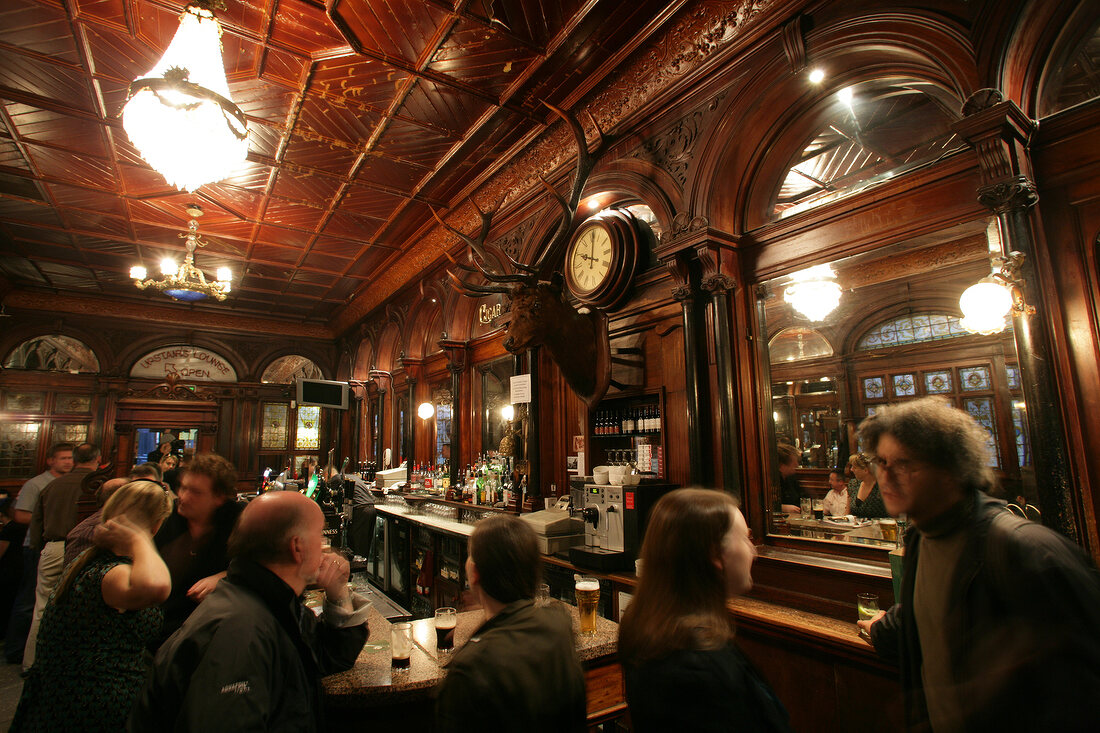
[187,571,226,602]
[94,515,147,556]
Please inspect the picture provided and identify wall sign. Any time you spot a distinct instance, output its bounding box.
[478,301,503,324]
[130,345,237,383]
[510,374,531,404]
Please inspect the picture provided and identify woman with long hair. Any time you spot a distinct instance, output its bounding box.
[12,480,172,732]
[848,453,888,519]
[618,488,791,733]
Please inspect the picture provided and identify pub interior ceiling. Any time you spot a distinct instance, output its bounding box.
[0,0,786,336]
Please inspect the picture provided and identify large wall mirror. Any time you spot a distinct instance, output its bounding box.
[395,392,409,466]
[481,357,513,456]
[759,221,1035,549]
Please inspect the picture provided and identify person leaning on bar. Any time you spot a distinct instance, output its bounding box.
[434,514,585,733]
[619,488,792,733]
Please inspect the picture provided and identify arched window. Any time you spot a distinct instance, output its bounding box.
[769,327,833,363]
[261,355,324,384]
[3,335,100,373]
[856,313,967,351]
[772,81,964,219]
[1040,21,1100,117]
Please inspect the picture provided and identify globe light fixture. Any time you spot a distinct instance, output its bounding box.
[784,264,842,321]
[959,278,1012,335]
[417,402,435,420]
[131,204,232,302]
[501,404,515,421]
[122,3,248,192]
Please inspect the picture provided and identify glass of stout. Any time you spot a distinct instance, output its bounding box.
[434,607,457,650]
[391,622,413,668]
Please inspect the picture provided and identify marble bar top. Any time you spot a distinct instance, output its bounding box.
[323,601,618,707]
[375,502,475,537]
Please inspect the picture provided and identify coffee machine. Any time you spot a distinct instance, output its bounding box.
[568,480,675,571]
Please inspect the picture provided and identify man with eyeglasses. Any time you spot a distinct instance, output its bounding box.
[856,397,1100,732]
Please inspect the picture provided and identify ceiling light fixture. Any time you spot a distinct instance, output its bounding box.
[130,205,232,302]
[808,68,825,84]
[122,2,249,192]
[784,264,842,321]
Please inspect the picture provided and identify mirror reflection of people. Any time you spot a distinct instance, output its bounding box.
[777,444,808,513]
[848,454,888,519]
[146,441,173,465]
[823,469,850,516]
[619,488,791,732]
[857,397,1100,731]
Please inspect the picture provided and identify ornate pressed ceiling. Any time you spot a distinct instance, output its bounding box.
[0,0,782,334]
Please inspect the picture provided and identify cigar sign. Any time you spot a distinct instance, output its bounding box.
[130,345,238,383]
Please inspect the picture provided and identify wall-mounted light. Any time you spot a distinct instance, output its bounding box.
[959,251,1035,335]
[501,404,515,421]
[784,264,842,321]
[417,402,435,420]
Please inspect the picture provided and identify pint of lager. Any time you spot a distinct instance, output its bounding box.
[575,577,600,636]
[434,607,457,650]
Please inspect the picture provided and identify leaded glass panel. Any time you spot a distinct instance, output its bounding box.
[2,392,45,412]
[892,374,916,397]
[863,377,885,400]
[295,405,320,450]
[52,423,88,444]
[54,394,91,414]
[960,366,992,391]
[0,421,41,479]
[262,403,290,451]
[924,371,953,394]
[1005,365,1020,390]
[1012,402,1031,468]
[857,314,968,351]
[964,398,1000,467]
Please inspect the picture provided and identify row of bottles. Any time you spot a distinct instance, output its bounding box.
[594,404,662,435]
[449,454,527,507]
[410,461,450,491]
[357,461,378,481]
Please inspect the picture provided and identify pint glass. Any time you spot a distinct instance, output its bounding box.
[879,519,898,544]
[434,607,457,650]
[575,576,600,636]
[391,622,412,668]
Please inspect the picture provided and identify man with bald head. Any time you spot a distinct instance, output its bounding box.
[63,476,129,566]
[130,491,370,732]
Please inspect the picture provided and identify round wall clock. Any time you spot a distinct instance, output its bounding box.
[564,210,641,309]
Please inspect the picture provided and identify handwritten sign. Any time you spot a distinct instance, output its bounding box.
[510,374,531,404]
[130,345,238,383]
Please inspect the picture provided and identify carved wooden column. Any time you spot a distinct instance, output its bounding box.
[662,252,707,485]
[440,339,468,488]
[953,94,1077,541]
[526,346,541,498]
[697,237,743,497]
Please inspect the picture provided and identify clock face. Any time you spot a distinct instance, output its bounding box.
[568,225,613,294]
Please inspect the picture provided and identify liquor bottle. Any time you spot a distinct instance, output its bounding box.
[653,404,662,432]
[624,407,635,434]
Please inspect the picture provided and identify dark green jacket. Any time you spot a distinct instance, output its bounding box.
[435,599,586,733]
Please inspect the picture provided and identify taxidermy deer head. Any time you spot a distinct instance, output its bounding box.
[436,104,612,408]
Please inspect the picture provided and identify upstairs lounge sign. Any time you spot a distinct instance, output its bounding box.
[130,345,237,383]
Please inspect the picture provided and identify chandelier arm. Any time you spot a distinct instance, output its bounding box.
[126,77,248,140]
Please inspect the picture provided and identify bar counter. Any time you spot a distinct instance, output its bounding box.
[322,599,621,728]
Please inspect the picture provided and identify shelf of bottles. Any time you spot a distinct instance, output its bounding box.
[589,390,665,478]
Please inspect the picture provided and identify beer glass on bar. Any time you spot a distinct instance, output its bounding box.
[857,593,879,641]
[392,622,413,668]
[434,607,457,650]
[575,576,600,636]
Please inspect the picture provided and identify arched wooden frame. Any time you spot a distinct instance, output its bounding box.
[116,336,248,386]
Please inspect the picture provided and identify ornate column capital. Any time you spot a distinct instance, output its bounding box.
[952,93,1037,187]
[701,273,737,294]
[660,252,695,302]
[695,237,741,295]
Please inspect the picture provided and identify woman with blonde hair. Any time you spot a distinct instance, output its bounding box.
[12,480,172,732]
[618,488,791,732]
[848,453,888,519]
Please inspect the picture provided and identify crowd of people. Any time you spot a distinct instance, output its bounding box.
[1,397,1098,731]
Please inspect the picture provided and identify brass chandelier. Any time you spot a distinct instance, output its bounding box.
[130,205,232,302]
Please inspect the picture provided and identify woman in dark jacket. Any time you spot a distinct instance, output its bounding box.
[618,488,791,733]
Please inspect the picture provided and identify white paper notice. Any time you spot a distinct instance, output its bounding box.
[510,373,532,403]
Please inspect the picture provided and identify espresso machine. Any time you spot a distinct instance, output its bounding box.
[569,479,676,571]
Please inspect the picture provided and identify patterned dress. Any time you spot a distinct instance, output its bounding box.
[852,483,890,519]
[11,553,163,732]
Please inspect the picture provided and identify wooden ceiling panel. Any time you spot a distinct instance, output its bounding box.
[70,235,134,254]
[295,92,378,146]
[0,0,82,64]
[338,183,405,220]
[328,0,450,66]
[47,181,125,215]
[243,120,284,160]
[374,115,453,167]
[291,270,338,288]
[208,0,270,37]
[428,19,539,96]
[126,198,196,228]
[198,183,265,220]
[259,46,309,89]
[262,197,328,231]
[251,242,304,265]
[311,234,363,258]
[311,56,409,112]
[299,250,354,273]
[24,143,116,188]
[222,33,263,79]
[73,0,132,32]
[341,247,392,279]
[256,223,313,249]
[270,167,343,207]
[4,104,110,158]
[399,78,491,137]
[282,133,360,176]
[466,0,582,48]
[18,242,80,263]
[233,80,299,127]
[61,209,130,238]
[82,23,159,82]
[0,54,96,115]
[322,210,385,240]
[269,0,349,56]
[355,154,428,191]
[5,222,72,246]
[0,197,64,227]
[218,161,276,192]
[0,142,34,172]
[0,257,49,284]
[117,162,176,197]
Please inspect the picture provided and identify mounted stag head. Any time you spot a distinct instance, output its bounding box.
[435,104,613,408]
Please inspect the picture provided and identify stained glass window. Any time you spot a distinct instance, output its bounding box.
[863,377,885,400]
[295,405,321,450]
[51,423,88,444]
[857,314,968,350]
[260,356,323,384]
[866,406,878,416]
[1005,364,1020,390]
[1011,401,1031,468]
[0,421,41,479]
[54,394,91,414]
[3,335,99,373]
[892,374,916,397]
[924,371,953,394]
[964,398,1000,467]
[2,392,45,412]
[959,366,992,391]
[262,403,290,450]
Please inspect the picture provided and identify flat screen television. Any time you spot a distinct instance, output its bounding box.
[296,378,350,410]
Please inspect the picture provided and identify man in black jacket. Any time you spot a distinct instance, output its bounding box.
[130,491,370,732]
[857,397,1100,732]
[435,514,586,733]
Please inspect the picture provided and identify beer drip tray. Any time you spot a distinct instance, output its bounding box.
[569,546,631,572]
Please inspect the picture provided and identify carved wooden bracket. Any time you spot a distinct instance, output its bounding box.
[781,14,808,73]
[439,338,469,373]
[952,95,1037,187]
[695,235,742,294]
[661,252,695,302]
[123,373,215,402]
